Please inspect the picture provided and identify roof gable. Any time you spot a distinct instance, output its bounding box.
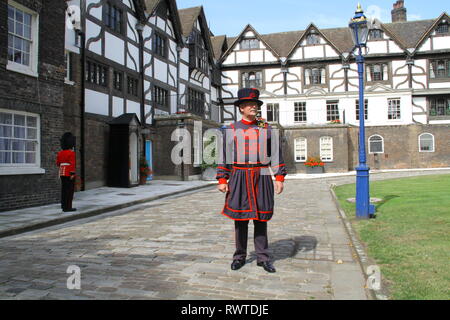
[286,23,343,58]
[144,0,183,44]
[413,12,450,51]
[220,24,280,63]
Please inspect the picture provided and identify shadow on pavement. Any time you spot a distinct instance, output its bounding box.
[247,235,318,263]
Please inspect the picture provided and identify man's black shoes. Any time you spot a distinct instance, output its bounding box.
[63,208,77,212]
[257,261,276,273]
[231,259,245,271]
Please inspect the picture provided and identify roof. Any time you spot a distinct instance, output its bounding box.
[382,19,436,49]
[178,6,202,38]
[210,35,227,60]
[218,18,445,60]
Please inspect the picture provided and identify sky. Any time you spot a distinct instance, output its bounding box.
[176,0,450,37]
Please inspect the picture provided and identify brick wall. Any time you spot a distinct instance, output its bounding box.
[0,0,66,211]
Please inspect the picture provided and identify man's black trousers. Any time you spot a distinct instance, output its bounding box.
[60,176,75,211]
[233,220,270,263]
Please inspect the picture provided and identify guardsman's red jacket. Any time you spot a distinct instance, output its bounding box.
[56,149,76,177]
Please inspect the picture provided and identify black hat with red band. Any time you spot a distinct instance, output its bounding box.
[234,88,264,107]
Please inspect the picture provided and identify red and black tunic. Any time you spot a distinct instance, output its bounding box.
[216,119,287,222]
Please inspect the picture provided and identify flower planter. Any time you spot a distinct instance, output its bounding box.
[139,175,148,185]
[306,166,324,174]
[202,167,217,181]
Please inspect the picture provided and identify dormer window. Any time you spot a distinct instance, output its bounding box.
[436,22,449,34]
[369,29,384,40]
[306,32,320,45]
[240,38,260,50]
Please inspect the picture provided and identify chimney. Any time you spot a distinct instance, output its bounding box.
[391,0,407,22]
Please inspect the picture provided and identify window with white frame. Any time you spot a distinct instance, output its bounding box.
[320,136,333,161]
[0,109,40,167]
[7,2,38,75]
[306,31,320,45]
[369,135,384,153]
[388,98,401,120]
[419,133,435,152]
[326,100,339,121]
[355,99,368,121]
[294,137,307,162]
[64,51,73,83]
[294,102,307,122]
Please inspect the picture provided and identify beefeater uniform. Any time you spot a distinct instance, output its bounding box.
[216,88,287,263]
[57,132,76,212]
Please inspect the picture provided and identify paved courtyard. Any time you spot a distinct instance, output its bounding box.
[1,170,447,300]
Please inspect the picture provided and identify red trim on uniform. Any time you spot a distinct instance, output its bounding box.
[221,210,272,222]
[233,166,268,170]
[240,118,257,125]
[271,163,286,168]
[245,170,253,212]
[250,170,259,220]
[217,166,231,171]
[275,175,285,182]
[218,178,228,184]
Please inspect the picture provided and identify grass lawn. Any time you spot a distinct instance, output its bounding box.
[334,174,450,300]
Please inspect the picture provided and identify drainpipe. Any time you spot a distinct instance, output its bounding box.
[136,21,145,157]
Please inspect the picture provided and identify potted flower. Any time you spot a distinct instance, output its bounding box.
[329,119,341,124]
[305,156,325,174]
[139,157,152,184]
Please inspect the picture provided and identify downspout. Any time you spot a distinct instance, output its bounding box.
[77,0,86,191]
[136,22,145,157]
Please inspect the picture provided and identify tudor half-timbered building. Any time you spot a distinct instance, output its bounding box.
[215,2,450,174]
[63,0,223,190]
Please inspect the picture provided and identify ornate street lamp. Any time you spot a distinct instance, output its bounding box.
[349,4,375,219]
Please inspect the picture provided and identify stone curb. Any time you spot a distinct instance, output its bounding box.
[0,183,216,239]
[328,184,384,301]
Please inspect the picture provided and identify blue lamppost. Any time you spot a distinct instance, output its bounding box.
[349,4,375,219]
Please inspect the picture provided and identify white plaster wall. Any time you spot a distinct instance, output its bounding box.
[127,43,139,72]
[250,50,264,62]
[429,82,450,89]
[222,85,238,98]
[264,50,277,62]
[265,68,283,82]
[105,32,125,65]
[433,36,450,50]
[236,51,249,64]
[304,46,324,59]
[112,96,124,117]
[127,13,138,42]
[366,41,387,54]
[86,20,102,55]
[325,45,339,57]
[418,38,431,52]
[222,70,239,84]
[87,2,102,20]
[126,100,141,120]
[389,41,403,53]
[291,48,303,60]
[168,39,177,63]
[168,65,177,87]
[180,63,189,81]
[412,75,427,89]
[223,53,236,65]
[181,48,189,62]
[203,76,210,90]
[154,58,167,83]
[85,89,109,116]
[156,16,166,31]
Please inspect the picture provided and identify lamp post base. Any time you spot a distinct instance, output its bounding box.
[355,164,376,219]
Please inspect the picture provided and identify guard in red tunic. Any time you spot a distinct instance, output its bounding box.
[216,88,287,273]
[56,132,77,212]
